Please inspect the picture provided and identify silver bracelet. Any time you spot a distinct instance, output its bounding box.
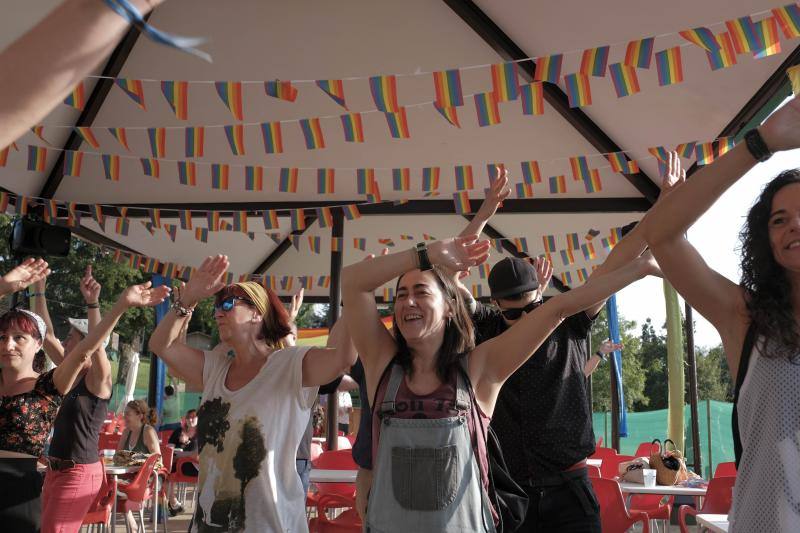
[171,300,194,317]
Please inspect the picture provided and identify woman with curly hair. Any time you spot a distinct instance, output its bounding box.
[642,99,800,531]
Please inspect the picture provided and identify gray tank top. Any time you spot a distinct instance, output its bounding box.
[729,337,800,532]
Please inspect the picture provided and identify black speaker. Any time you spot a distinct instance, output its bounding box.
[9,218,71,257]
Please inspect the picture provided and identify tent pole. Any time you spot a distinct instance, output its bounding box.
[685,302,702,476]
[325,211,344,450]
[609,355,620,452]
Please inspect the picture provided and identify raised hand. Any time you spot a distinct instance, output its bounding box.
[120,281,171,308]
[289,288,304,321]
[79,265,101,304]
[0,257,50,295]
[477,167,511,220]
[759,96,800,153]
[532,256,553,292]
[598,338,623,355]
[428,235,491,272]
[181,255,229,304]
[657,151,686,202]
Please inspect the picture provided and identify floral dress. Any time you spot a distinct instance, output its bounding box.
[0,369,63,456]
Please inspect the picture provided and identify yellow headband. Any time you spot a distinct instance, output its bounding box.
[234,281,268,316]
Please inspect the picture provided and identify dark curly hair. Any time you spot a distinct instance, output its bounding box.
[739,169,800,358]
[392,266,475,381]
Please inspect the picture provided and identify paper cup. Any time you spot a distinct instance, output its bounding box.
[643,469,657,487]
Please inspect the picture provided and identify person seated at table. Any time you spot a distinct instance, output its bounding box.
[117,399,160,455]
[166,409,199,516]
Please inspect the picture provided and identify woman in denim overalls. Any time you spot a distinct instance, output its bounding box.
[342,235,660,532]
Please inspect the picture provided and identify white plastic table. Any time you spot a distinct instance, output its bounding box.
[696,513,729,532]
[587,458,602,468]
[309,468,357,483]
[619,482,707,497]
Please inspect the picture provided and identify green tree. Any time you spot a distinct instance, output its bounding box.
[637,318,669,411]
[590,309,647,412]
[694,344,733,402]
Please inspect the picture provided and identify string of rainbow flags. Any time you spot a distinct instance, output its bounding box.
[42,4,800,140]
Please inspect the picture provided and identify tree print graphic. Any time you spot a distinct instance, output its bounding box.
[233,416,267,529]
[196,397,231,453]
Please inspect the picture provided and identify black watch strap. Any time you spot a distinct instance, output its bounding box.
[415,242,433,271]
[744,129,772,163]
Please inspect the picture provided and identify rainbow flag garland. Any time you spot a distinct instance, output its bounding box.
[679,27,720,52]
[260,121,283,154]
[115,79,146,110]
[726,16,762,54]
[516,182,534,198]
[609,62,641,97]
[773,4,800,39]
[454,165,474,190]
[433,69,464,108]
[474,92,501,127]
[564,73,592,107]
[353,238,367,251]
[487,163,505,182]
[76,127,100,149]
[290,209,307,231]
[624,37,655,69]
[549,175,567,194]
[706,32,738,71]
[207,212,220,231]
[434,104,460,128]
[210,164,229,190]
[385,107,410,139]
[606,152,639,174]
[422,167,440,192]
[147,128,166,158]
[695,142,715,165]
[115,217,130,236]
[27,146,46,172]
[580,46,610,77]
[754,17,781,58]
[392,168,410,191]
[491,62,520,101]
[224,124,246,156]
[717,136,736,157]
[341,113,365,142]
[560,248,575,266]
[178,210,193,230]
[63,82,86,110]
[581,242,597,261]
[161,81,189,120]
[317,168,335,194]
[514,237,529,254]
[31,126,50,145]
[148,208,162,228]
[343,204,361,221]
[675,142,697,159]
[140,158,160,178]
[184,126,205,158]
[356,168,377,195]
[566,232,580,250]
[534,54,563,83]
[583,170,602,193]
[63,150,83,177]
[214,81,243,121]
[316,79,348,110]
[369,75,400,112]
[521,160,542,184]
[264,80,298,102]
[453,191,472,214]
[101,154,120,181]
[655,47,684,86]
[177,161,197,186]
[569,156,592,181]
[520,82,544,115]
[279,168,299,193]
[308,237,322,254]
[317,207,334,228]
[263,210,279,230]
[108,128,130,151]
[244,166,263,191]
[299,118,325,150]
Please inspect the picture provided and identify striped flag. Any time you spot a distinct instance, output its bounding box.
[115,79,146,109]
[520,82,544,115]
[264,80,298,102]
[290,209,306,231]
[521,160,541,184]
[66,202,80,227]
[582,170,602,193]
[244,166,263,191]
[434,104,460,128]
[392,168,410,191]
[31,126,50,145]
[224,124,246,155]
[63,82,86,110]
[549,175,567,194]
[101,154,120,181]
[491,62,520,101]
[140,158,160,178]
[107,128,130,151]
[353,238,367,251]
[564,73,592,107]
[214,81,243,120]
[279,168,299,193]
[89,204,105,230]
[233,211,247,233]
[184,126,204,157]
[330,237,342,253]
[569,156,592,181]
[194,227,208,243]
[115,218,131,237]
[515,183,534,198]
[726,16,762,54]
[655,47,683,86]
[308,236,322,254]
[76,127,100,149]
[513,237,528,254]
[581,242,597,260]
[383,287,396,302]
[609,63,640,97]
[161,81,189,120]
[63,150,83,177]
[477,263,491,279]
[754,17,781,58]
[675,142,697,159]
[27,146,46,172]
[422,167,440,192]
[263,210,279,230]
[178,210,193,230]
[207,211,220,232]
[164,225,178,242]
[356,168,377,195]
[385,107,410,139]
[341,113,365,142]
[0,145,13,167]
[210,163,229,190]
[648,146,669,162]
[177,161,197,186]
[369,75,400,112]
[560,248,575,266]
[147,128,166,158]
[624,37,655,68]
[773,4,800,39]
[343,204,361,221]
[433,69,464,107]
[14,195,28,216]
[454,165,474,190]
[487,163,505,182]
[317,168,335,194]
[470,284,483,299]
[299,118,325,149]
[453,191,472,214]
[42,200,58,223]
[148,208,162,228]
[790,64,800,95]
[706,32,738,71]
[560,272,573,286]
[400,234,414,241]
[534,54,563,83]
[566,232,580,250]
[607,152,639,174]
[577,268,589,283]
[260,121,283,154]
[474,92,501,127]
[679,27,720,52]
[717,136,736,157]
[317,207,334,228]
[585,229,601,241]
[695,142,715,165]
[378,238,396,247]
[316,79,347,109]
[580,46,610,77]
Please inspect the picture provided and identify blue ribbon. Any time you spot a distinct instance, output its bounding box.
[103,0,211,62]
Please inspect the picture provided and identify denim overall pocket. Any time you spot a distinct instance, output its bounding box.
[391,444,459,510]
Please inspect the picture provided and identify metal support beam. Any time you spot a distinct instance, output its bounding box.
[685,302,702,476]
[252,216,317,275]
[325,211,344,450]
[442,0,660,203]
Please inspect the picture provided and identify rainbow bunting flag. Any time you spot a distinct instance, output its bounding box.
[569,156,592,181]
[63,151,83,177]
[164,225,178,242]
[474,92,501,127]
[706,32,738,71]
[423,233,436,241]
[773,4,800,39]
[513,237,528,254]
[115,79,146,109]
[675,142,697,159]
[695,142,715,165]
[433,69,464,107]
[655,47,683,86]
[789,64,800,95]
[520,82,544,115]
[162,263,179,279]
[564,73,592,107]
[624,37,655,68]
[244,166,263,191]
[679,27,720,52]
[726,16,762,54]
[343,204,361,221]
[378,238,396,247]
[369,75,400,112]
[566,232,580,250]
[318,275,332,288]
[161,81,189,120]
[717,136,736,157]
[114,217,130,236]
[560,272,573,286]
[290,209,306,231]
[317,207,334,228]
[534,54,563,83]
[27,146,46,172]
[520,160,541,184]
[454,165,474,190]
[392,168,410,191]
[491,62,520,101]
[385,107,410,139]
[606,152,638,173]
[341,113,365,142]
[609,62,641,98]
[194,226,208,243]
[487,163,505,182]
[356,168,376,195]
[101,154,120,181]
[14,195,28,216]
[422,167,440,192]
[549,175,567,194]
[89,204,105,230]
[583,170,602,193]
[470,284,483,299]
[600,237,613,250]
[317,168,335,194]
[43,200,58,223]
[184,126,205,158]
[76,127,100,149]
[648,146,669,161]
[477,263,491,279]
[224,124,244,155]
[31,126,50,145]
[214,81,243,121]
[330,237,342,253]
[308,236,322,254]
[542,235,557,253]
[107,128,130,151]
[754,17,781,58]
[0,146,11,167]
[383,288,395,302]
[177,161,197,186]
[585,228,601,241]
[434,104,460,128]
[233,211,247,233]
[577,268,589,283]
[560,248,575,266]
[279,168,299,193]
[63,82,86,110]
[0,192,9,213]
[260,121,283,154]
[147,128,166,158]
[210,164,229,190]
[263,210,279,230]
[580,46,610,77]
[581,242,596,261]
[366,183,383,204]
[299,118,325,150]
[148,208,162,228]
[516,182,534,198]
[140,158,160,178]
[316,79,347,109]
[453,191,472,214]
[264,80,298,102]
[353,238,367,251]
[488,239,503,253]
[177,210,192,230]
[401,234,415,241]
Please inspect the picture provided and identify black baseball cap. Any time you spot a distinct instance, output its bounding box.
[488,257,539,299]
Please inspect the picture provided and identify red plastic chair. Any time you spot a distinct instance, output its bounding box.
[678,476,736,533]
[116,453,162,531]
[601,454,636,479]
[310,442,324,462]
[630,494,673,530]
[168,455,200,510]
[158,430,172,446]
[634,441,660,457]
[590,446,618,461]
[713,461,737,478]
[587,465,601,478]
[323,436,353,451]
[309,450,358,505]
[308,493,362,533]
[81,467,118,531]
[98,432,121,451]
[590,477,650,533]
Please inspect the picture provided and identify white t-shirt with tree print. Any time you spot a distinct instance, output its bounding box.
[192,345,318,533]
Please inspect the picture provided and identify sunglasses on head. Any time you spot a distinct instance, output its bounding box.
[214,296,252,313]
[500,300,541,321]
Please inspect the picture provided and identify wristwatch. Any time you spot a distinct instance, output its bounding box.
[595,350,607,361]
[744,129,772,163]
[415,242,433,271]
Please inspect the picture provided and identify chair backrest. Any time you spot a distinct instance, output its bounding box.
[158,430,172,446]
[160,444,174,473]
[590,477,643,533]
[169,456,200,482]
[98,432,122,451]
[634,441,660,457]
[700,476,736,514]
[118,453,161,503]
[601,454,636,479]
[713,461,737,478]
[312,449,357,470]
[590,446,618,461]
[587,465,601,478]
[310,441,324,462]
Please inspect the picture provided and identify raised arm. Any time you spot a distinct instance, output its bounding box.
[301,312,359,387]
[583,338,622,377]
[148,255,228,390]
[80,266,113,399]
[30,277,65,365]
[459,168,510,238]
[54,281,169,395]
[0,0,164,149]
